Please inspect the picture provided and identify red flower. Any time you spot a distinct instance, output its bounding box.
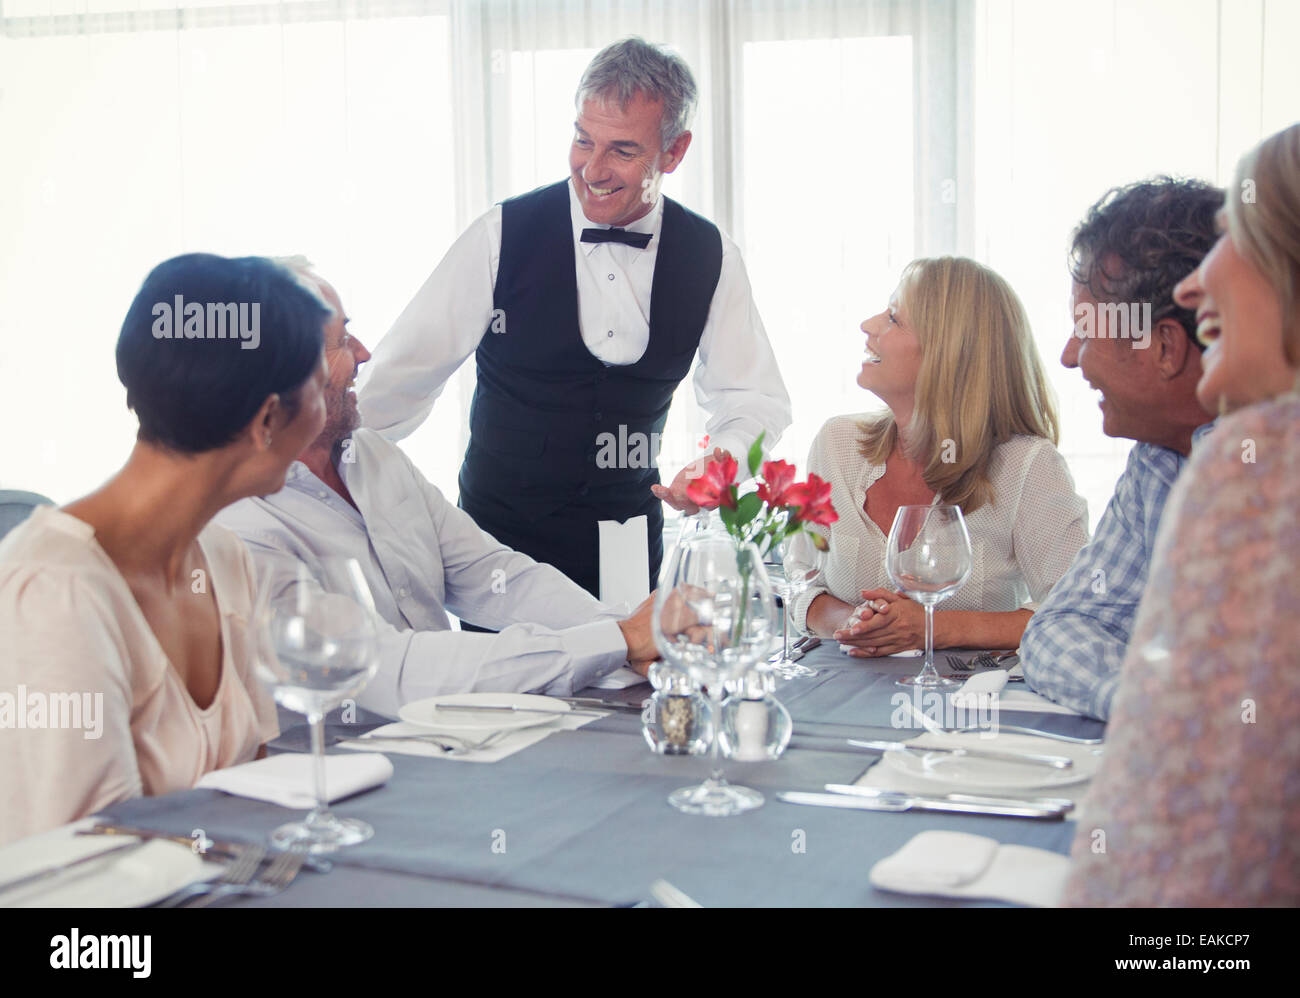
[757,459,797,507]
[785,474,838,526]
[685,454,738,510]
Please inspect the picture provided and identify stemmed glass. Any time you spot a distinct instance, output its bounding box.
[885,505,972,689]
[652,531,776,816]
[254,557,380,853]
[764,530,825,680]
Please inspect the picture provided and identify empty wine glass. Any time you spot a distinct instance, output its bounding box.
[652,532,776,816]
[765,530,825,680]
[885,505,972,689]
[254,558,380,853]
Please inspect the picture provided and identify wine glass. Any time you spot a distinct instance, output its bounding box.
[765,530,825,680]
[885,505,972,689]
[652,532,776,816]
[254,557,380,853]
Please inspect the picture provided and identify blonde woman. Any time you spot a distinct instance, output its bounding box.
[1063,124,1300,906]
[790,257,1088,655]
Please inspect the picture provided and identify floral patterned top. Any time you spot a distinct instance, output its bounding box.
[1062,393,1300,906]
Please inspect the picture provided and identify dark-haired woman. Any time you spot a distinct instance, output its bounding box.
[0,254,328,845]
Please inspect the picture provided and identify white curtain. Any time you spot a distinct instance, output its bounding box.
[3,0,1297,531]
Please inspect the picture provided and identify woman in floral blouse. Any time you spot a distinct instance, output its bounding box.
[1063,123,1300,906]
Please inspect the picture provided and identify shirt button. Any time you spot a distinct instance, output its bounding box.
[607,329,614,338]
[317,490,328,499]
[607,273,615,281]
[398,587,409,598]
[594,412,603,421]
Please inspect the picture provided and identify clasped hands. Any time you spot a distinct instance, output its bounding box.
[832,588,929,658]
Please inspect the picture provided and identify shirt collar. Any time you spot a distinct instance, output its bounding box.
[568,176,664,257]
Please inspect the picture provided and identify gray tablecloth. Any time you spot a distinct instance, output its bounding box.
[95,643,1097,907]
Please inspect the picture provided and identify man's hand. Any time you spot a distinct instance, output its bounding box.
[651,447,732,513]
[832,589,926,658]
[618,592,660,673]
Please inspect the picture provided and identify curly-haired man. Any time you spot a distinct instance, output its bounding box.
[1019,177,1222,719]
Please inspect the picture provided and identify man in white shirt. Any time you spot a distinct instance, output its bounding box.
[217,268,659,719]
[357,37,791,602]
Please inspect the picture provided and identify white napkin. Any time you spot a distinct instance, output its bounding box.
[951,670,1007,711]
[338,710,604,764]
[196,753,393,808]
[869,830,1070,907]
[992,686,1088,716]
[590,666,648,690]
[598,515,649,606]
[0,820,207,908]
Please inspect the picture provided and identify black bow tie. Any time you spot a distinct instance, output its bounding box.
[580,227,652,249]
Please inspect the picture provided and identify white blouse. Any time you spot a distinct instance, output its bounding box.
[787,415,1089,634]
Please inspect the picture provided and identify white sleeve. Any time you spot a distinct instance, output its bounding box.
[239,531,629,721]
[786,421,837,634]
[1010,440,1090,607]
[691,235,793,463]
[356,206,502,441]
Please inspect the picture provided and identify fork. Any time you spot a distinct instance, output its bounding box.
[189,850,307,908]
[945,650,1019,672]
[160,844,265,907]
[357,728,512,754]
[941,723,1104,746]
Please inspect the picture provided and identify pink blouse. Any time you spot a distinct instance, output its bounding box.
[1062,394,1300,906]
[0,507,279,845]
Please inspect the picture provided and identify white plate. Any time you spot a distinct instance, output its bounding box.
[880,733,1102,793]
[398,692,572,733]
[0,823,207,908]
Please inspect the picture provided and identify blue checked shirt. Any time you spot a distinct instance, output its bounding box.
[1020,424,1214,719]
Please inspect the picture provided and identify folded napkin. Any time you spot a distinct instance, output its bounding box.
[196,753,393,808]
[338,709,605,764]
[870,830,1070,907]
[590,666,649,690]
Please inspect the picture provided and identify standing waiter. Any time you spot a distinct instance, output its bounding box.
[358,37,791,606]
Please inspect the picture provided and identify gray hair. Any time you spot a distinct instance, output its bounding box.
[575,37,698,151]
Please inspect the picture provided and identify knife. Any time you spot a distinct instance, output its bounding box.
[77,824,334,872]
[561,697,645,713]
[824,783,1074,814]
[434,703,602,716]
[776,790,1065,819]
[0,838,152,896]
[847,738,1073,769]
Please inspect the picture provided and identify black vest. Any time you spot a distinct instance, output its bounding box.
[459,180,723,527]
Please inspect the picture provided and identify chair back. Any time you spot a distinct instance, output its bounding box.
[0,490,55,542]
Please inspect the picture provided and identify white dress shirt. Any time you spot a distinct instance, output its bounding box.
[214,430,631,718]
[356,179,792,465]
[787,416,1090,634]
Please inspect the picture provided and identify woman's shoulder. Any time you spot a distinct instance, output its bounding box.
[0,510,140,685]
[987,434,1071,480]
[1171,394,1300,522]
[0,506,124,587]
[810,413,874,457]
[1198,393,1300,465]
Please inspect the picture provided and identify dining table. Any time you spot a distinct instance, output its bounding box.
[84,642,1105,907]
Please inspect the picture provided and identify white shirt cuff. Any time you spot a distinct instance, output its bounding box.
[562,620,629,690]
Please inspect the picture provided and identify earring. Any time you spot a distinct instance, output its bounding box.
[265,433,273,446]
